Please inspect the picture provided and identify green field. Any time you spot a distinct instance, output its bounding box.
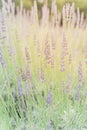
[0,0,87,130]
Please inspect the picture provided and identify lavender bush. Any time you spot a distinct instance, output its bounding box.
[0,0,87,130]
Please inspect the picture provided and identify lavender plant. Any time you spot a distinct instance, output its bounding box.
[0,0,87,130]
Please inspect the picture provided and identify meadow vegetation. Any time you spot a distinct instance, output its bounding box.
[0,0,87,130]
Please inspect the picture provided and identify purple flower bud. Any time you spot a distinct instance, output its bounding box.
[17,77,23,96]
[0,46,6,67]
[47,122,51,130]
[46,91,52,106]
[76,62,83,100]
[25,47,31,65]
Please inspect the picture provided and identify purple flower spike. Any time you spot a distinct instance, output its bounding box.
[17,77,23,96]
[46,91,52,106]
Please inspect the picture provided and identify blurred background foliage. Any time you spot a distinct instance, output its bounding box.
[0,0,87,14]
[15,0,87,14]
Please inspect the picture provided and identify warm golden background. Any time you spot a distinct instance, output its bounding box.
[10,0,87,13]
